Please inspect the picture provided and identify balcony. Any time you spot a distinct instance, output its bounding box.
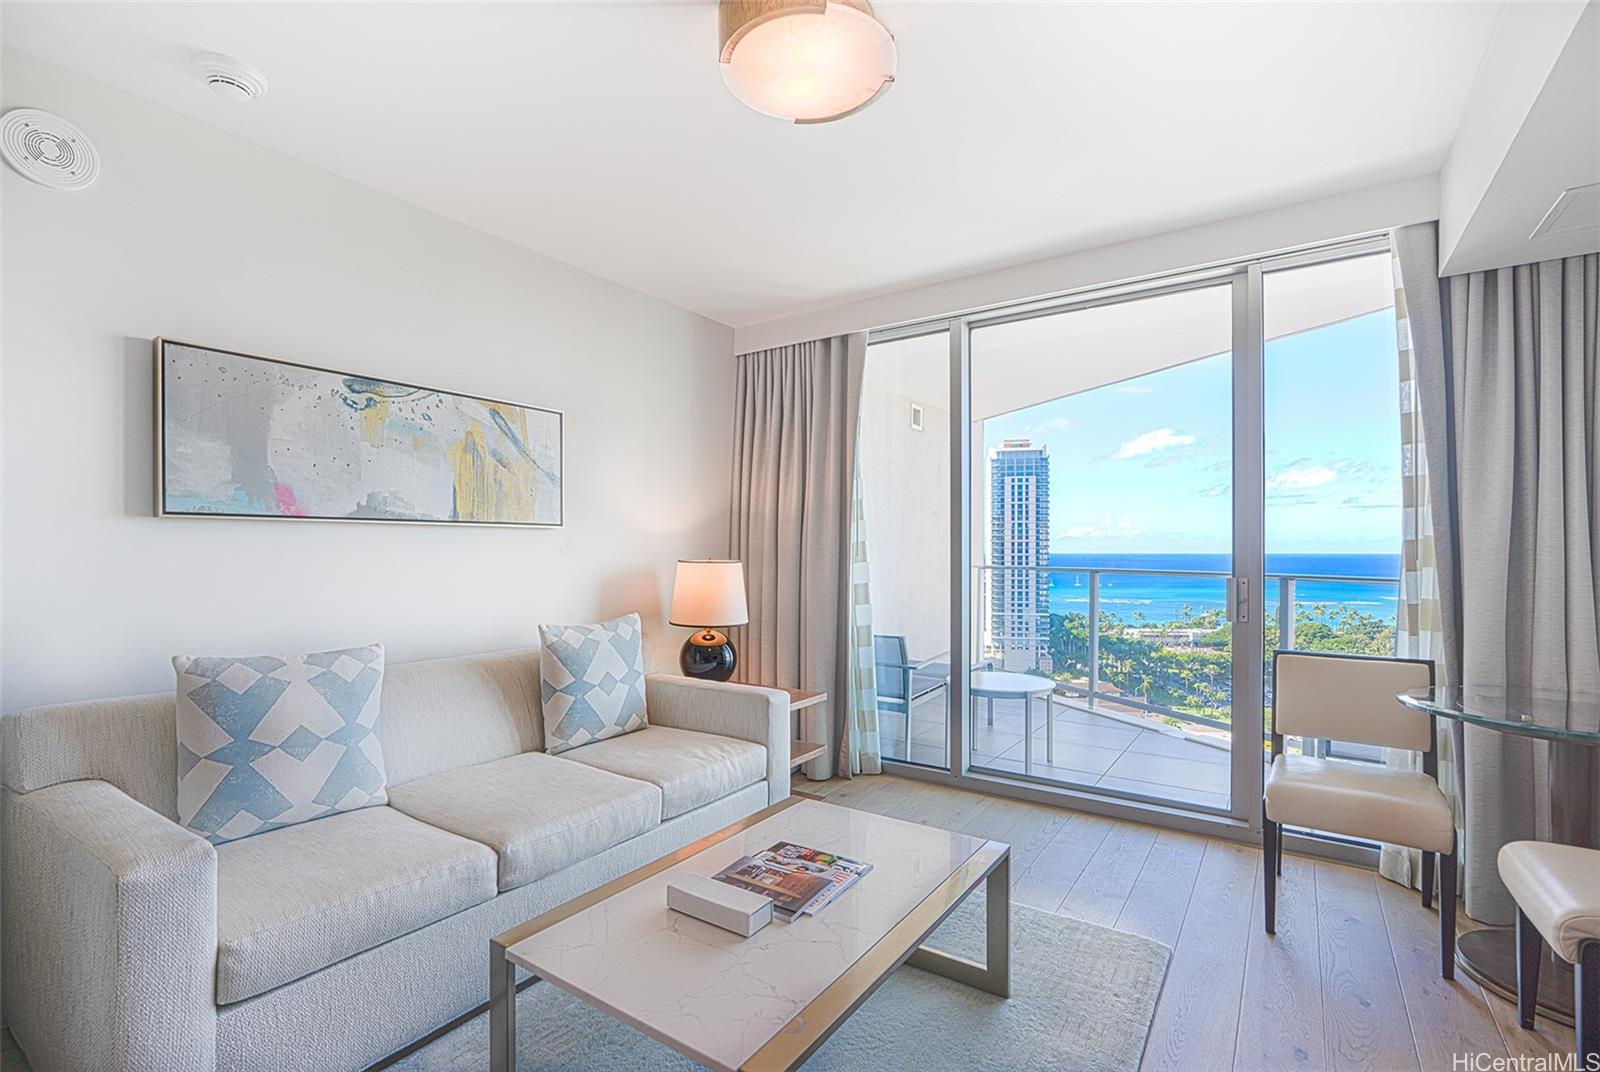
[878,564,1400,811]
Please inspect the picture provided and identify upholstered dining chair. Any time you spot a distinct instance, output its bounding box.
[1263,650,1455,977]
[1498,841,1600,1062]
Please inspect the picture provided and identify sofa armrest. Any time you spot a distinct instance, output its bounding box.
[2,781,218,1072]
[645,675,790,803]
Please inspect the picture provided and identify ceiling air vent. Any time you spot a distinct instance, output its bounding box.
[1530,183,1600,240]
[193,52,269,103]
[0,109,100,191]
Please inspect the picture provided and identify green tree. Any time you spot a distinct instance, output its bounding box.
[1045,599,1397,726]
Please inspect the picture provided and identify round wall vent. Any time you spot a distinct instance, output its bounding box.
[0,109,100,191]
[193,52,269,102]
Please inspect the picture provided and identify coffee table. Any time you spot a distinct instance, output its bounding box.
[489,797,1010,1071]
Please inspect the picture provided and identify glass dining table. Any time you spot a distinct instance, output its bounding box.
[1397,685,1600,1023]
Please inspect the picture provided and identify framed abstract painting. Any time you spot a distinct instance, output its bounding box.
[155,338,563,526]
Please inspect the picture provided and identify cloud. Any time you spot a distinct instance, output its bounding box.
[1112,427,1196,460]
[1196,481,1229,499]
[1340,495,1400,511]
[1113,385,1154,395]
[1268,465,1338,490]
[1144,439,1213,469]
[1025,416,1076,434]
[1328,457,1386,480]
[1061,517,1143,540]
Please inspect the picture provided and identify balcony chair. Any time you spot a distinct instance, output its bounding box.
[1498,841,1600,1062]
[873,634,951,748]
[1263,650,1455,978]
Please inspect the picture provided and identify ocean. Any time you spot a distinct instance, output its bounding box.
[1044,553,1400,624]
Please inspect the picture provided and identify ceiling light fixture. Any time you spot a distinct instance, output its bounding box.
[718,0,896,124]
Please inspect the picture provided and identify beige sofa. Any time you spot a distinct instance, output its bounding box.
[0,649,790,1072]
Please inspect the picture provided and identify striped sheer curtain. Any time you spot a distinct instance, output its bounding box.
[845,462,882,775]
[1380,239,1461,891]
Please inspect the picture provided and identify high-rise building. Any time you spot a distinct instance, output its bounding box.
[987,439,1052,671]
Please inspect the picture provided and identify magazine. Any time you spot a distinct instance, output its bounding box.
[712,841,873,917]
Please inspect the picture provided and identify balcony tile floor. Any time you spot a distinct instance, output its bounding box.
[878,691,1232,811]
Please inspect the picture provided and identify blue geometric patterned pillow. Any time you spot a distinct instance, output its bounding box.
[539,613,648,755]
[174,644,388,845]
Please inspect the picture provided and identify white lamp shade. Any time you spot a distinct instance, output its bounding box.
[670,560,750,627]
[719,0,896,124]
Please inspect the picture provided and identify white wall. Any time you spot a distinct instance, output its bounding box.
[733,176,1438,353]
[1,51,734,710]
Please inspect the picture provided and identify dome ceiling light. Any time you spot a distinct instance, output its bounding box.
[718,0,897,124]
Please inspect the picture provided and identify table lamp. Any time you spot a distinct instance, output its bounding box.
[670,559,749,682]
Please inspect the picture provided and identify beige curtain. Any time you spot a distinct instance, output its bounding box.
[729,334,868,781]
[1395,222,1600,922]
[1381,238,1460,891]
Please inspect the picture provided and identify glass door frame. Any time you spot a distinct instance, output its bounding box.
[868,232,1392,846]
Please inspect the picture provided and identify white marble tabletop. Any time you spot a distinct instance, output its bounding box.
[505,799,988,1072]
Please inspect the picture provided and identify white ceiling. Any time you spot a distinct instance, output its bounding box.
[870,250,1395,421]
[1440,0,1599,274]
[3,1,1507,328]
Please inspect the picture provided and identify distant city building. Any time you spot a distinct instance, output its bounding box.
[987,439,1052,672]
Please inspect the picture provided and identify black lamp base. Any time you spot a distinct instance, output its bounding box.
[680,629,737,682]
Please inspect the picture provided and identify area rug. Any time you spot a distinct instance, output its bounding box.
[392,892,1171,1072]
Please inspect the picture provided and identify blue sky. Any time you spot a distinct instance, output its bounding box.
[982,310,1402,555]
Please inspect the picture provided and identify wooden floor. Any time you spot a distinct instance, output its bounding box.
[808,773,1578,1072]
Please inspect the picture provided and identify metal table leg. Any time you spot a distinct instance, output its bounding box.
[907,848,1011,997]
[489,940,517,1071]
[1046,692,1054,765]
[1023,695,1033,774]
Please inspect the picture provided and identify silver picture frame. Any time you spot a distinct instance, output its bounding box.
[154,337,565,528]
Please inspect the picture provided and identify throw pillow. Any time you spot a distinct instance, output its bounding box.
[539,613,648,754]
[174,644,388,845]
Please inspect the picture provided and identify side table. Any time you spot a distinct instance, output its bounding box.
[779,688,828,772]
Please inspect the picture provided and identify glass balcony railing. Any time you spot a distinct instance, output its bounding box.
[974,563,1402,747]
[875,563,1400,808]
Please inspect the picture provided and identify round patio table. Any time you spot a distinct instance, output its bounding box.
[1397,685,1600,1024]
[970,671,1056,774]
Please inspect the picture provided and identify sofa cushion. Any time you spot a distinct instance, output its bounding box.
[386,751,662,891]
[380,649,543,787]
[538,614,648,754]
[562,725,767,820]
[215,805,496,1004]
[175,644,388,845]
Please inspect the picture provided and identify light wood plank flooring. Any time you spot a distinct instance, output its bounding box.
[807,773,1578,1072]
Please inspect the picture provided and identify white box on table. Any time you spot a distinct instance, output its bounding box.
[666,873,773,937]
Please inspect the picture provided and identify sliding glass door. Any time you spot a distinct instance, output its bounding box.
[861,236,1396,832]
[963,279,1260,817]
[1261,250,1403,770]
[860,330,951,770]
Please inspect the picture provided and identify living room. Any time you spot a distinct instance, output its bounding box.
[1,3,1597,1071]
